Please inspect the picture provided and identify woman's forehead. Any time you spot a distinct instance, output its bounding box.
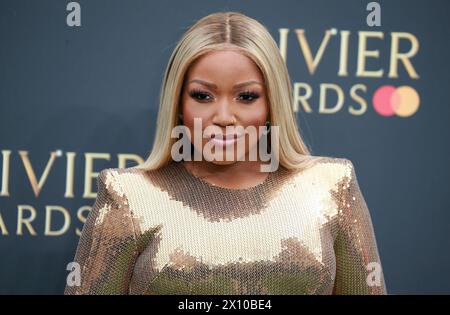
[186,50,263,80]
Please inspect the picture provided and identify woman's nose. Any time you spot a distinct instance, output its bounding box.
[211,99,236,127]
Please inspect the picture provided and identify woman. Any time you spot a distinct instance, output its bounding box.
[65,11,386,295]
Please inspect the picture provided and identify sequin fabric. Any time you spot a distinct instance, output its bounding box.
[64,157,387,295]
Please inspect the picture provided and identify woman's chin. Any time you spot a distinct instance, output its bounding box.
[204,154,247,165]
[209,159,237,166]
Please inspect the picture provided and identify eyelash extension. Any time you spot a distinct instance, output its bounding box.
[238,90,260,102]
[188,89,213,102]
[188,89,260,103]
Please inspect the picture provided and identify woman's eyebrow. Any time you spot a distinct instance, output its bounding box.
[187,79,264,90]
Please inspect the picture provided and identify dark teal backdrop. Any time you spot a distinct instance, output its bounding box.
[0,0,449,294]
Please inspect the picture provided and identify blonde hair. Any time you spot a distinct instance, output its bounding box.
[134,11,326,172]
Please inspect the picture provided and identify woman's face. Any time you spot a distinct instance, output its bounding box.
[180,50,269,165]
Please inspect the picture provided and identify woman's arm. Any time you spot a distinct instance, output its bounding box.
[332,159,387,295]
[64,169,139,294]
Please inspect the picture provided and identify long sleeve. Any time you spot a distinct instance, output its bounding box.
[332,159,387,295]
[64,169,139,295]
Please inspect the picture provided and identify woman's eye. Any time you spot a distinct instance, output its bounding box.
[188,89,260,103]
[237,91,260,102]
[189,90,213,102]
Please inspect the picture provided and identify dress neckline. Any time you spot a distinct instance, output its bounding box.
[175,160,275,193]
[142,160,293,222]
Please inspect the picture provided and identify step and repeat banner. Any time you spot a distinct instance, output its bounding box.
[0,0,449,294]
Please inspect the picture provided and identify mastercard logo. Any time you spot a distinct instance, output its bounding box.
[372,85,420,117]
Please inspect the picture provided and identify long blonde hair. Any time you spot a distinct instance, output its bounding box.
[134,11,326,172]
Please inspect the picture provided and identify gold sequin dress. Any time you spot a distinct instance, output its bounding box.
[64,157,387,295]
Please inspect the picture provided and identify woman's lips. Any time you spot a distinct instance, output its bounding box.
[208,133,243,146]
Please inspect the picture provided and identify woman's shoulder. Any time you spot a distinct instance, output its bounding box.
[288,155,356,184]
[96,166,150,196]
[98,166,147,183]
[316,155,355,171]
[291,154,354,171]
[306,154,350,163]
[99,162,182,195]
